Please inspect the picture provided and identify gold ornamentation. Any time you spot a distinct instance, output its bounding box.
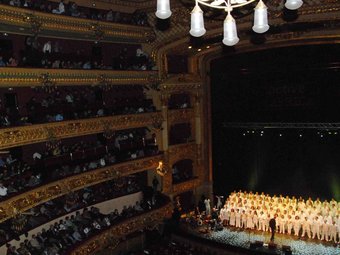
[0,4,155,43]
[168,142,197,166]
[168,108,194,125]
[0,154,164,223]
[0,112,163,149]
[0,67,157,88]
[69,201,172,255]
[172,178,201,195]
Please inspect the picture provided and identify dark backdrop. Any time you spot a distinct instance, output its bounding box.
[211,44,340,200]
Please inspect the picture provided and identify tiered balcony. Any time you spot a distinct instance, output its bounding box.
[0,154,164,223]
[0,4,155,43]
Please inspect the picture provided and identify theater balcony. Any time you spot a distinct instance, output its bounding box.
[0,4,155,43]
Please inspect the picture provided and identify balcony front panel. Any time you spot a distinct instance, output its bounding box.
[0,4,155,43]
[0,154,164,223]
[69,199,172,255]
[172,177,201,196]
[0,67,158,88]
[168,142,197,166]
[168,108,194,125]
[0,112,163,149]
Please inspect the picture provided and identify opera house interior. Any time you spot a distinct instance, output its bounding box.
[0,0,339,254]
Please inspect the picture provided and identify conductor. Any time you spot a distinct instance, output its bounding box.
[269,214,277,242]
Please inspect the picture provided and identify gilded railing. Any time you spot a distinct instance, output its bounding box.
[168,142,197,165]
[172,177,201,195]
[0,68,158,88]
[0,112,163,149]
[0,154,164,223]
[69,198,172,255]
[168,108,195,125]
[0,4,155,43]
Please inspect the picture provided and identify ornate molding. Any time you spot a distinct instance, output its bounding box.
[0,154,164,223]
[168,108,194,125]
[160,75,202,92]
[0,112,163,149]
[168,142,197,166]
[69,199,172,255]
[0,4,155,43]
[0,68,157,88]
[172,178,201,195]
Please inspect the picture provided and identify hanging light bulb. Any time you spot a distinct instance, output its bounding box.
[252,0,269,33]
[222,11,239,46]
[155,0,172,19]
[190,3,206,37]
[285,0,303,10]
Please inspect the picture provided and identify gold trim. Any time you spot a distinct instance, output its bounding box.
[69,200,172,255]
[0,154,164,223]
[168,108,194,125]
[168,142,197,166]
[0,4,155,43]
[172,178,201,195]
[0,68,158,87]
[0,112,163,149]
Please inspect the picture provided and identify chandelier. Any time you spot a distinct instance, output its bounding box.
[156,0,303,46]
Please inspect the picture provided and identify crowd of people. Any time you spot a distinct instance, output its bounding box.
[0,128,158,200]
[214,191,340,244]
[0,85,155,128]
[0,35,153,70]
[0,175,142,245]
[2,0,148,26]
[5,189,162,255]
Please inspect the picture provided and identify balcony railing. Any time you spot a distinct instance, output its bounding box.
[168,142,197,165]
[0,4,155,43]
[172,177,201,195]
[0,111,163,149]
[0,67,158,88]
[0,154,164,223]
[68,195,172,255]
[168,108,195,125]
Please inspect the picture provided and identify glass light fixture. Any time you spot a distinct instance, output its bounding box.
[222,12,239,46]
[285,0,303,10]
[156,0,172,19]
[190,3,206,37]
[252,0,269,33]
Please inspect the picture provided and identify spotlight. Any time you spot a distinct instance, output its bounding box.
[188,45,192,49]
[251,131,255,134]
[206,45,210,48]
[197,48,202,52]
[260,134,263,136]
[328,132,332,135]
[243,133,246,136]
[299,134,302,137]
[279,134,282,137]
[260,131,264,134]
[335,132,338,135]
[247,131,250,133]
[320,134,324,138]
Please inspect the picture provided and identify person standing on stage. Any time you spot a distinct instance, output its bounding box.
[216,195,223,210]
[269,214,277,242]
[329,221,338,243]
[204,198,211,216]
[235,209,241,228]
[311,216,321,240]
[230,208,236,227]
[293,215,301,236]
[321,219,330,241]
[241,210,247,229]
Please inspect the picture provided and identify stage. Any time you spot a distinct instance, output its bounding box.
[180,224,340,255]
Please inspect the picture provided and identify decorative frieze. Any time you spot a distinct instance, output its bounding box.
[0,68,158,88]
[172,178,201,196]
[0,4,155,43]
[0,112,163,149]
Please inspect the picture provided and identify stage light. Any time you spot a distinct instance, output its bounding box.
[252,131,255,134]
[279,134,282,137]
[299,134,302,137]
[247,131,250,133]
[260,134,263,136]
[260,131,264,134]
[243,133,246,136]
[320,134,324,138]
[335,132,338,135]
[328,132,332,135]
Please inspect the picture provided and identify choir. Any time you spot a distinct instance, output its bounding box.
[218,191,340,243]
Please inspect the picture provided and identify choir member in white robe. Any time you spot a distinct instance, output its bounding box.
[287,215,293,235]
[219,206,228,226]
[293,216,301,236]
[278,214,286,234]
[229,209,236,226]
[253,211,259,230]
[241,210,247,229]
[329,221,338,243]
[321,219,330,241]
[235,209,241,228]
[301,216,311,238]
[311,216,321,240]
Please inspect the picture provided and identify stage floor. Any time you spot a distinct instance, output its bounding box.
[189,226,340,255]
